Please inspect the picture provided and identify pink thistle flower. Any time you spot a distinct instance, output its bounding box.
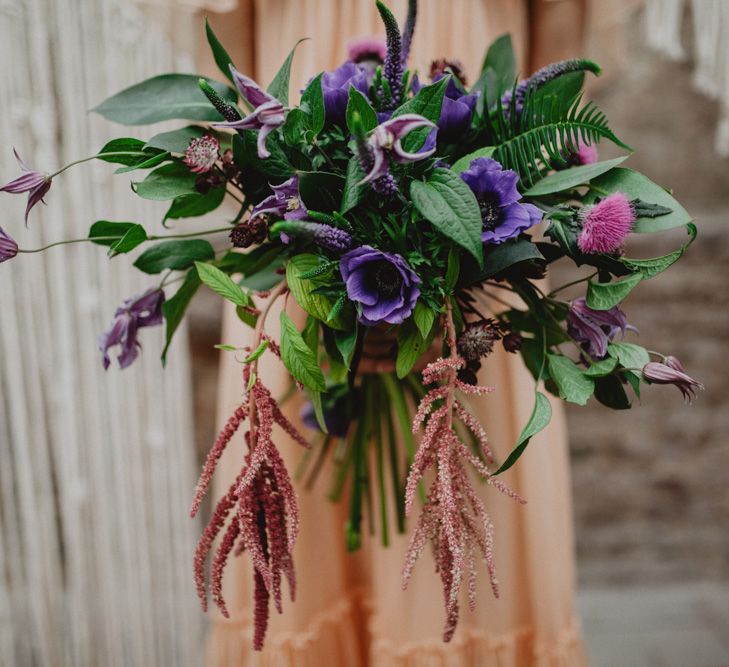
[183,134,220,174]
[577,192,636,255]
[0,149,52,224]
[347,36,387,64]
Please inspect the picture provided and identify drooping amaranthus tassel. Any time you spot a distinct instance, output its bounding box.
[402,302,525,642]
[190,281,308,651]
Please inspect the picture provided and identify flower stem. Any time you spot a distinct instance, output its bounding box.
[48,151,149,178]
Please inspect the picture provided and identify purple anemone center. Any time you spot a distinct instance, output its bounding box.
[477,193,502,231]
[365,260,402,298]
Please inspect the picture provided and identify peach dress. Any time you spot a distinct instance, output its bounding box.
[202,2,589,665]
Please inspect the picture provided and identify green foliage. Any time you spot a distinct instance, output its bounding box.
[621,223,697,278]
[523,156,629,196]
[346,88,378,135]
[607,342,650,370]
[586,273,642,310]
[341,158,366,214]
[195,261,252,307]
[161,268,201,363]
[114,151,170,174]
[586,168,693,233]
[96,138,148,165]
[280,312,326,391]
[88,221,148,256]
[164,187,226,221]
[391,76,448,152]
[298,171,344,212]
[267,38,308,106]
[300,73,326,136]
[450,147,496,174]
[396,320,426,379]
[480,34,516,91]
[132,162,198,201]
[205,18,236,85]
[92,74,237,125]
[495,391,552,474]
[412,301,436,338]
[547,354,595,405]
[135,240,215,274]
[490,93,630,187]
[410,168,483,265]
[145,126,207,153]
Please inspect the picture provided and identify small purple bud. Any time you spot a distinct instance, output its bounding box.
[642,358,704,403]
[0,149,52,224]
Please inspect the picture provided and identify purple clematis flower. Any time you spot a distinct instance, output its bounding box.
[321,62,369,124]
[214,66,285,159]
[567,297,636,359]
[413,74,478,142]
[340,245,421,326]
[0,149,52,224]
[249,176,307,244]
[0,227,18,263]
[460,157,542,244]
[98,288,165,370]
[642,356,704,402]
[358,114,437,185]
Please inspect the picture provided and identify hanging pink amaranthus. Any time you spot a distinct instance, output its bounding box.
[403,302,525,642]
[190,282,308,650]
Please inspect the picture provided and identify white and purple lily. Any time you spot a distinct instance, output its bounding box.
[214,66,286,159]
[359,114,437,185]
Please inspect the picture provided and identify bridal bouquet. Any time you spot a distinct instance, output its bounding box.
[1,0,702,649]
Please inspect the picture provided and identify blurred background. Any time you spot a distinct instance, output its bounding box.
[1,0,727,665]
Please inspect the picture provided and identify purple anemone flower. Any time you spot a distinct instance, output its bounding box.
[642,356,704,402]
[0,149,52,224]
[0,227,18,263]
[358,114,437,185]
[301,395,351,438]
[98,288,165,370]
[321,62,369,124]
[214,66,285,159]
[567,297,636,359]
[459,157,542,244]
[413,74,478,142]
[340,245,421,326]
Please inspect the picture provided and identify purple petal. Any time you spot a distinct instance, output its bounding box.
[24,180,52,224]
[358,146,388,185]
[380,113,436,139]
[229,66,275,107]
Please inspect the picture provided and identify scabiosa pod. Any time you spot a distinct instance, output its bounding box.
[577,192,636,255]
[0,149,52,224]
[0,227,18,263]
[642,356,704,402]
[98,288,165,370]
[213,66,286,159]
[357,114,437,186]
[183,134,220,174]
[403,302,524,642]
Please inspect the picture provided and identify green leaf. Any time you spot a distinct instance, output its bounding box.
[594,374,632,409]
[195,261,252,307]
[164,187,226,221]
[286,254,353,330]
[134,239,214,274]
[300,73,325,136]
[310,391,328,433]
[396,320,427,379]
[341,157,366,214]
[413,301,436,339]
[410,168,483,265]
[444,246,461,291]
[218,244,280,278]
[586,273,642,310]
[280,312,326,391]
[114,151,170,174]
[495,391,551,474]
[243,340,269,363]
[89,220,140,246]
[236,304,258,328]
[583,356,618,377]
[205,18,236,85]
[161,268,201,363]
[238,259,285,292]
[532,71,585,113]
[145,126,207,153]
[481,34,516,90]
[587,168,692,233]
[479,238,544,281]
[132,162,198,201]
[621,223,697,278]
[92,74,237,125]
[298,171,345,212]
[267,38,308,106]
[547,354,595,405]
[450,147,496,174]
[215,344,239,352]
[109,225,148,256]
[96,138,148,165]
[346,87,378,134]
[607,342,650,370]
[522,156,629,196]
[334,329,357,367]
[391,76,448,152]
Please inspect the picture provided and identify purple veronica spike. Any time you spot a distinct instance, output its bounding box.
[567,297,636,359]
[0,149,52,224]
[272,220,353,252]
[98,288,165,370]
[0,227,18,263]
[358,114,437,185]
[459,157,542,243]
[213,67,285,159]
[376,0,404,109]
[642,357,703,402]
[340,245,421,325]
